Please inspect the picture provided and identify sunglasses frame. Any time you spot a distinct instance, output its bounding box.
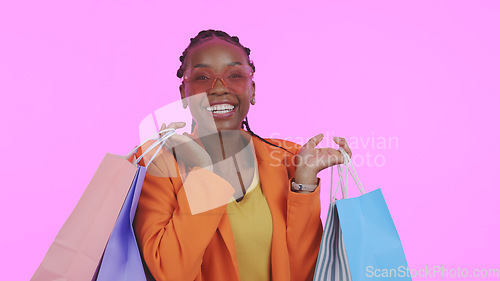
[182,64,254,90]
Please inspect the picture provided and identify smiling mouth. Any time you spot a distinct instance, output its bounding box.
[204,103,237,115]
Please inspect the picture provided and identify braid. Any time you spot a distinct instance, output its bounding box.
[241,117,295,155]
[191,118,196,133]
[177,29,256,79]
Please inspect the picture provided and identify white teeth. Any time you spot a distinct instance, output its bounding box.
[205,104,235,112]
[213,109,232,114]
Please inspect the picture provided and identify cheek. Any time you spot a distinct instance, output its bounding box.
[184,93,209,121]
[184,89,207,104]
[185,86,201,99]
[231,79,252,94]
[237,94,252,115]
[236,83,254,99]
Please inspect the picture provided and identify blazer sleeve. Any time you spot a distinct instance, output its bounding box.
[132,143,235,281]
[286,177,323,281]
[275,139,324,281]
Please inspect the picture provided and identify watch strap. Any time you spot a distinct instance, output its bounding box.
[291,180,318,192]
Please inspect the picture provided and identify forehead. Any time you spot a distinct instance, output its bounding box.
[186,38,248,70]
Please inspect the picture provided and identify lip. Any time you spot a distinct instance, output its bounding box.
[202,102,238,119]
[210,107,237,119]
[208,100,238,106]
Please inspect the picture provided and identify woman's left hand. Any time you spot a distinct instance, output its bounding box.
[294,134,352,185]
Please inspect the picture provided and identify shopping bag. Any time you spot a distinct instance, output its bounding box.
[32,128,176,281]
[94,128,178,281]
[95,165,147,281]
[31,154,140,281]
[313,148,411,281]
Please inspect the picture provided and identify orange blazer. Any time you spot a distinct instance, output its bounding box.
[132,126,323,281]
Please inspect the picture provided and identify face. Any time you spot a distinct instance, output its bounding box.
[179,38,255,132]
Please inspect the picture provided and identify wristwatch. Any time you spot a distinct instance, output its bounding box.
[291,180,318,192]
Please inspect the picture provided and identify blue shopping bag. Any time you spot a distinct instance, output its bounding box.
[313,148,411,281]
[96,128,177,281]
[96,165,147,281]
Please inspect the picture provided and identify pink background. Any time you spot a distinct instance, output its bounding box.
[1,0,499,280]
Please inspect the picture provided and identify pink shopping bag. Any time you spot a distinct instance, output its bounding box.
[31,153,139,281]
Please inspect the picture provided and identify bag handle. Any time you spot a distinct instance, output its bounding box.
[137,130,177,169]
[126,128,176,156]
[330,147,365,203]
[127,128,177,169]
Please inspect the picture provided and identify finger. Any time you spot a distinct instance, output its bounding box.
[333,136,347,145]
[325,147,344,165]
[159,121,185,140]
[344,144,352,158]
[303,133,324,149]
[163,131,194,150]
[314,148,344,171]
[182,132,194,141]
[166,121,186,130]
[162,132,183,148]
[333,137,352,158]
[159,123,167,137]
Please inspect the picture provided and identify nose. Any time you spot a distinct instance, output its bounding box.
[209,77,228,94]
[211,77,227,88]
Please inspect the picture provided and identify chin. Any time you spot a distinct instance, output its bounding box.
[213,120,242,132]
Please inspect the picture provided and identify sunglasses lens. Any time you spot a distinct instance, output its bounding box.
[184,65,253,94]
[184,68,214,94]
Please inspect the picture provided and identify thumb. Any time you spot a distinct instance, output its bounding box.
[159,123,167,137]
[304,133,324,148]
[183,132,193,140]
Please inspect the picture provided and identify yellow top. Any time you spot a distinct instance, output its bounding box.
[226,156,272,281]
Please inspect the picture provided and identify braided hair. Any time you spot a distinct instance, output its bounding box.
[177,29,294,155]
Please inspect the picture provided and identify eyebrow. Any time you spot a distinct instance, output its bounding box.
[193,62,242,68]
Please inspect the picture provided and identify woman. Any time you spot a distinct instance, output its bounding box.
[132,29,352,281]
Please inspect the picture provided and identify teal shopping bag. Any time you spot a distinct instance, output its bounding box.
[313,148,411,281]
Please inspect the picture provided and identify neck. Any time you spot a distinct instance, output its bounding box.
[198,127,252,164]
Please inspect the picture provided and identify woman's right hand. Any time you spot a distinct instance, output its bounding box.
[157,122,213,171]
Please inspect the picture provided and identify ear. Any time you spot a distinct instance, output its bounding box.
[179,83,188,108]
[251,81,256,104]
